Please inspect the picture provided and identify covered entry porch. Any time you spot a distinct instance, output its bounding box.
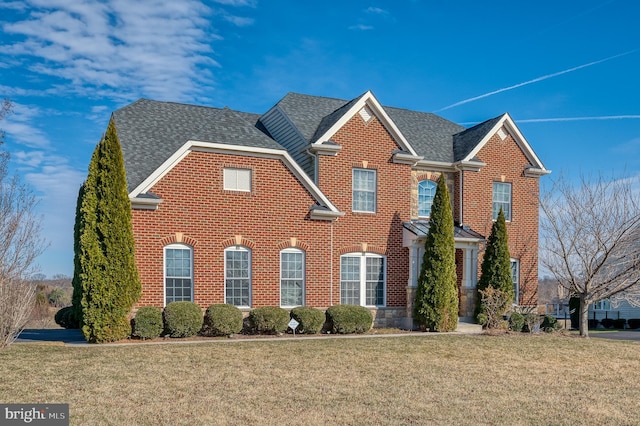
[402,220,485,327]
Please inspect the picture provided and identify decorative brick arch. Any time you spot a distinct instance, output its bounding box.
[416,171,440,182]
[221,235,256,250]
[160,233,198,247]
[338,243,387,256]
[276,237,310,252]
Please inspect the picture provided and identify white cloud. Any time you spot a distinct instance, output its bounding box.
[349,24,374,31]
[223,14,254,26]
[612,137,640,154]
[211,0,257,6]
[366,7,388,15]
[2,0,221,102]
[2,103,51,148]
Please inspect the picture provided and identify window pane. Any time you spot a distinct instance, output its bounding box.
[366,257,384,306]
[510,259,519,304]
[353,169,376,212]
[418,180,437,217]
[340,256,360,304]
[225,249,251,306]
[165,247,192,305]
[493,182,512,221]
[281,251,304,306]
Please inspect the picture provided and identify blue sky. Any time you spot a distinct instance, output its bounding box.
[1,0,639,277]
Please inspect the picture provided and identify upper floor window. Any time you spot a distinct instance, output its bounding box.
[492,182,512,221]
[593,299,611,310]
[510,258,519,305]
[224,168,251,192]
[418,180,437,217]
[353,169,376,213]
[224,246,251,307]
[280,248,305,307]
[340,253,385,307]
[164,244,193,306]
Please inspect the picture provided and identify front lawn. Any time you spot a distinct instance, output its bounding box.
[1,334,638,425]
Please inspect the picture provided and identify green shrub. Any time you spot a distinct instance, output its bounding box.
[509,312,525,332]
[202,304,243,336]
[48,288,71,307]
[613,318,626,329]
[628,319,640,329]
[522,313,541,333]
[600,318,615,329]
[326,305,372,334]
[249,306,289,334]
[540,315,561,333]
[54,306,79,329]
[133,307,163,340]
[290,307,325,334]
[163,302,203,338]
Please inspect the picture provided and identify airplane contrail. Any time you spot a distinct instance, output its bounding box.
[436,49,638,112]
[517,115,640,123]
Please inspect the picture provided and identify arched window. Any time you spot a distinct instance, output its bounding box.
[340,253,386,307]
[164,244,193,306]
[280,248,305,307]
[418,180,437,217]
[224,246,251,307]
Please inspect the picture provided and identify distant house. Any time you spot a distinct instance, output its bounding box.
[106,91,550,328]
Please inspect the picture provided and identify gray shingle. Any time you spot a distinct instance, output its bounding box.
[384,107,464,163]
[453,115,504,162]
[113,99,282,192]
[274,93,348,141]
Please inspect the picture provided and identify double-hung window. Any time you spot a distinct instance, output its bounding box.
[510,258,519,305]
[225,247,251,307]
[280,248,305,307]
[164,244,193,305]
[352,169,376,213]
[340,253,385,306]
[418,180,437,217]
[493,182,512,221]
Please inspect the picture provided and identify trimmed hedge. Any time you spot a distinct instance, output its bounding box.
[508,312,525,332]
[326,305,372,334]
[249,306,289,334]
[290,307,325,334]
[540,315,561,333]
[163,302,203,338]
[202,304,243,336]
[133,307,163,340]
[600,318,615,329]
[54,306,79,329]
[612,318,626,329]
[628,318,640,329]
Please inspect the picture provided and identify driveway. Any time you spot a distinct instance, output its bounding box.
[590,330,640,341]
[16,328,86,344]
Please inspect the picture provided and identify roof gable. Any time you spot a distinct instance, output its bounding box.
[454,113,549,171]
[311,90,419,157]
[113,99,281,192]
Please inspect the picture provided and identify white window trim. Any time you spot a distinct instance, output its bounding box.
[340,252,386,307]
[593,299,611,310]
[223,168,252,192]
[280,248,305,308]
[493,181,512,222]
[224,246,252,308]
[510,258,519,305]
[418,180,437,218]
[352,168,377,213]
[163,243,193,306]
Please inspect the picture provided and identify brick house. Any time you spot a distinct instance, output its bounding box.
[110,91,549,328]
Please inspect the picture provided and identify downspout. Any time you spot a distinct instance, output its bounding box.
[330,220,334,306]
[454,165,464,225]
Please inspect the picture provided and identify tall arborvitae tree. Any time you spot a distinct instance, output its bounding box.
[476,208,514,318]
[413,176,458,332]
[74,119,141,343]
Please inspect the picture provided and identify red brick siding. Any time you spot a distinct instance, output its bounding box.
[317,113,412,307]
[461,132,540,306]
[132,152,332,309]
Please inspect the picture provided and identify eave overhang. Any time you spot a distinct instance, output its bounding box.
[524,166,552,178]
[309,141,342,156]
[392,150,423,166]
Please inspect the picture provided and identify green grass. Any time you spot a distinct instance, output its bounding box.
[2,334,639,425]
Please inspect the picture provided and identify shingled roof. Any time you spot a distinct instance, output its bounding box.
[453,114,504,162]
[113,99,281,192]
